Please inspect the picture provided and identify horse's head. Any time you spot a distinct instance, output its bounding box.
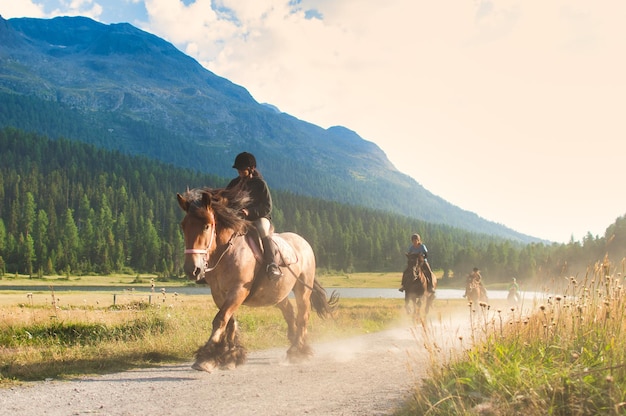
[406,252,425,268]
[177,189,217,282]
[177,187,252,281]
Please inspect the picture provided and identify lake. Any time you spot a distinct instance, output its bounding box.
[0,285,539,300]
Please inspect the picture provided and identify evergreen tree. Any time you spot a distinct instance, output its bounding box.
[59,209,80,273]
[33,210,49,273]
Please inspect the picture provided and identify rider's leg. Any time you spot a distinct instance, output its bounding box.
[423,263,435,293]
[399,269,409,292]
[254,218,282,278]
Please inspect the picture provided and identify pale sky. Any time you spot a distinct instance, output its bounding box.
[3,0,626,243]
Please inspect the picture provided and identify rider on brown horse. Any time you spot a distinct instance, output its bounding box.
[464,267,485,298]
[399,233,435,293]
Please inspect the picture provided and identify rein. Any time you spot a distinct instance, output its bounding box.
[204,233,239,272]
[285,264,316,292]
[196,232,241,273]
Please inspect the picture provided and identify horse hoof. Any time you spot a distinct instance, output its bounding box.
[222,362,237,370]
[192,360,216,373]
[287,345,314,363]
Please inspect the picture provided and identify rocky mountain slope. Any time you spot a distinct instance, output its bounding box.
[0,15,537,242]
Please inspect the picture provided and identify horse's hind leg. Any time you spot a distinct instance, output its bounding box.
[424,293,435,315]
[286,289,313,362]
[276,298,297,345]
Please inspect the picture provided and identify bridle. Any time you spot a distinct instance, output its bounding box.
[184,208,218,274]
[183,210,240,274]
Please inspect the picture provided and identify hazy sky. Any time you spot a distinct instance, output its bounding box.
[3,0,626,243]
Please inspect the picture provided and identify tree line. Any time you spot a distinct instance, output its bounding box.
[1,127,623,283]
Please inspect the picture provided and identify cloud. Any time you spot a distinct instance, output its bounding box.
[2,0,103,20]
[1,0,46,18]
[5,0,626,241]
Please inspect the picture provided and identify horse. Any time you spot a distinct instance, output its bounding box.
[177,187,339,372]
[466,279,488,304]
[507,287,521,306]
[402,253,436,317]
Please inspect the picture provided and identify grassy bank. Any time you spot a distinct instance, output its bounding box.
[0,270,415,289]
[397,266,626,415]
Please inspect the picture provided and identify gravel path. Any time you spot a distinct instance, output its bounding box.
[0,313,469,416]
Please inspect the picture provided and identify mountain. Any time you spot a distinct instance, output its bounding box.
[0,15,539,243]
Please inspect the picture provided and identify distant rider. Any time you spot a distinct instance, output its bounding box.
[399,233,435,293]
[508,277,521,303]
[464,267,485,298]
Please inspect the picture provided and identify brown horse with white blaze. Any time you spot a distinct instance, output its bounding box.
[177,187,338,372]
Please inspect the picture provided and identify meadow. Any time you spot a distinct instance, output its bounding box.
[0,271,420,386]
[2,267,625,415]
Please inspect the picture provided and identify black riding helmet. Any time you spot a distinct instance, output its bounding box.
[232,152,257,169]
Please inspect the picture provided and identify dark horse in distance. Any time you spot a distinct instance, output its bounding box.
[402,253,436,317]
[177,187,338,372]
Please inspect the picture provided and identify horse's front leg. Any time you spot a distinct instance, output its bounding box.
[220,316,246,369]
[193,291,248,372]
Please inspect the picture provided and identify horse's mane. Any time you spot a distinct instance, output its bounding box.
[183,187,251,233]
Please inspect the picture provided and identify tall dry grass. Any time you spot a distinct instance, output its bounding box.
[398,260,626,415]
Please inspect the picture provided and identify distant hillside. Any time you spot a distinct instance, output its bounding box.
[0,15,540,243]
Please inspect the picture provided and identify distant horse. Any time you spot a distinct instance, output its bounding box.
[507,287,521,306]
[177,187,339,372]
[466,279,488,304]
[402,253,436,317]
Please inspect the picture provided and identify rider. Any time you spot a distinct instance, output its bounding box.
[399,233,435,293]
[226,152,281,279]
[508,277,521,303]
[463,267,484,298]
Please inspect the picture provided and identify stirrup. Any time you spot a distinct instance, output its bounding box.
[266,263,282,279]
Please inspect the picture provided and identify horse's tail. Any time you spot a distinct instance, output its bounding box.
[310,279,339,319]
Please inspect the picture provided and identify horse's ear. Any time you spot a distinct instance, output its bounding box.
[201,191,212,208]
[176,193,188,211]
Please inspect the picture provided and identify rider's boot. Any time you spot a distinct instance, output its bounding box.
[262,236,282,279]
[425,272,435,293]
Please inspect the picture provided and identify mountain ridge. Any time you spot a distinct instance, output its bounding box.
[0,15,541,243]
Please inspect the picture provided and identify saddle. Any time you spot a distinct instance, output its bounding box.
[245,231,298,268]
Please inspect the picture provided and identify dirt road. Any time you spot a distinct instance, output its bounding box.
[0,313,469,416]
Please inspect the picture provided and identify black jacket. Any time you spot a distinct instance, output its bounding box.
[226,176,273,221]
